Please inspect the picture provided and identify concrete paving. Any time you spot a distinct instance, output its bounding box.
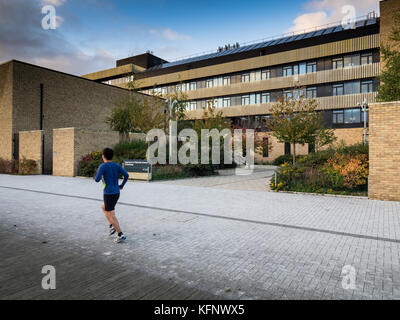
[0,173,400,300]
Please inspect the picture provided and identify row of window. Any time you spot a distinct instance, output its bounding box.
[333,108,368,124]
[103,75,134,86]
[333,80,373,96]
[145,52,375,95]
[183,80,374,111]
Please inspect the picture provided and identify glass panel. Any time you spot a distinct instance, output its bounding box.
[242,74,250,83]
[333,84,344,96]
[250,93,256,105]
[261,93,270,104]
[344,109,361,123]
[261,70,271,80]
[344,81,360,95]
[293,64,299,75]
[299,63,307,74]
[361,80,373,93]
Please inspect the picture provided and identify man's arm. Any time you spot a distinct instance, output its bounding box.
[119,165,129,189]
[94,164,104,183]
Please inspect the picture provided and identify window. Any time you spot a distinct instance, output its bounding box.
[190,82,197,91]
[242,95,250,105]
[261,69,271,80]
[333,110,344,124]
[306,62,317,73]
[283,66,293,77]
[333,57,344,69]
[250,93,256,105]
[293,64,299,75]
[333,84,344,96]
[215,97,223,108]
[344,81,360,95]
[255,70,262,81]
[299,63,307,74]
[261,93,270,104]
[361,80,373,93]
[223,97,231,107]
[306,87,317,99]
[361,53,373,65]
[344,108,361,123]
[344,54,360,67]
[188,101,197,111]
[223,76,231,86]
[242,73,250,83]
[213,78,219,87]
[206,79,213,88]
[284,90,292,100]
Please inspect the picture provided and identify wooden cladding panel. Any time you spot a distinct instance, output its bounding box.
[138,34,380,88]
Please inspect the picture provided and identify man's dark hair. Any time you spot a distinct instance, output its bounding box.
[103,148,114,161]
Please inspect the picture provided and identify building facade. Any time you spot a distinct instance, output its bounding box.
[84,0,400,162]
[0,60,142,173]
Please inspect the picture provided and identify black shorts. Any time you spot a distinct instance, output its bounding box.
[103,193,120,212]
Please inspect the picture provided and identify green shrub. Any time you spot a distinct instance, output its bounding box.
[272,154,303,166]
[271,143,369,195]
[18,158,37,175]
[114,140,147,159]
[0,158,18,174]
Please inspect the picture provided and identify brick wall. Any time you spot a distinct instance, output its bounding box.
[11,61,136,173]
[0,61,13,161]
[369,101,400,201]
[53,128,75,177]
[19,130,43,174]
[53,127,120,177]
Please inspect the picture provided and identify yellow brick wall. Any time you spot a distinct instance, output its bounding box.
[53,128,75,177]
[369,101,400,201]
[73,128,120,176]
[19,130,43,174]
[53,128,120,177]
[0,62,13,161]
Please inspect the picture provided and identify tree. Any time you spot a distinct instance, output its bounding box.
[105,104,133,142]
[377,9,400,102]
[266,91,336,165]
[106,92,166,138]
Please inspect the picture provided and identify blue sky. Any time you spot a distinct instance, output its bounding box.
[0,0,379,75]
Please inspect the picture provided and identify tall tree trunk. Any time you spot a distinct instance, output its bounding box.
[292,143,296,165]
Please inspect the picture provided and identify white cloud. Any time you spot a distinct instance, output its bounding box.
[149,28,191,41]
[41,0,66,7]
[288,0,380,33]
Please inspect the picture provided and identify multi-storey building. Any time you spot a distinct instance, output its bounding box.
[83,0,398,162]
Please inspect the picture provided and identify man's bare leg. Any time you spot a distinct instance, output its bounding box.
[106,210,122,234]
[102,203,114,226]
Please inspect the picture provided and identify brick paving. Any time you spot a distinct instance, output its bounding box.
[0,174,400,300]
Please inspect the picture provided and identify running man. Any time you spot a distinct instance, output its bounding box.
[95,148,129,243]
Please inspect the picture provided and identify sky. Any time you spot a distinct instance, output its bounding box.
[0,0,380,76]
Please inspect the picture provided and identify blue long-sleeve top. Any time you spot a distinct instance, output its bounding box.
[95,162,129,195]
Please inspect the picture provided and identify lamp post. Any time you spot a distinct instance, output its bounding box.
[358,99,368,145]
[166,97,178,161]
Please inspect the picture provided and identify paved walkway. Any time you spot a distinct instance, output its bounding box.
[1,174,400,300]
[156,165,276,191]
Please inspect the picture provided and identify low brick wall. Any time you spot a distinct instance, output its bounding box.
[369,101,400,201]
[53,128,120,177]
[19,130,43,174]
